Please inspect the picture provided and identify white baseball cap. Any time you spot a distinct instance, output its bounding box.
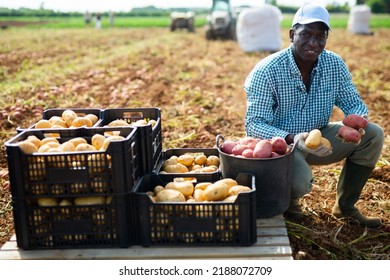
[292,4,331,30]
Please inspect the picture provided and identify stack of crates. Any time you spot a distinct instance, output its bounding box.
[5,107,257,249]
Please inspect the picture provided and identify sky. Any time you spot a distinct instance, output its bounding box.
[0,0,356,13]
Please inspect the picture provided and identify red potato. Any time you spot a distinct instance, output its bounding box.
[232,144,249,156]
[342,114,368,130]
[338,126,361,144]
[253,140,273,158]
[239,136,256,145]
[242,148,254,158]
[270,136,288,155]
[271,152,280,158]
[220,140,237,154]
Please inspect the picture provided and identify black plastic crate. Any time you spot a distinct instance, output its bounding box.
[155,148,221,182]
[11,194,132,250]
[5,126,141,198]
[16,108,102,132]
[98,108,162,175]
[132,173,257,246]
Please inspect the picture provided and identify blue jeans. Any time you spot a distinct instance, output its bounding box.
[291,122,384,199]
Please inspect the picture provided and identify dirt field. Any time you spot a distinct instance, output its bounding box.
[0,26,389,259]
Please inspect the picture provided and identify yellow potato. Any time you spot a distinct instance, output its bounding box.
[194,182,212,190]
[101,135,125,150]
[59,141,76,152]
[161,157,178,170]
[216,178,238,189]
[193,188,205,202]
[91,134,106,150]
[203,181,229,201]
[75,143,96,151]
[74,196,106,205]
[71,116,93,127]
[40,137,59,145]
[228,185,252,196]
[107,119,129,127]
[48,116,64,125]
[177,154,195,167]
[18,140,38,154]
[37,197,58,207]
[85,114,99,125]
[50,118,67,128]
[62,109,78,127]
[223,195,238,202]
[206,155,220,167]
[305,129,322,149]
[155,189,186,203]
[164,163,188,173]
[320,137,332,149]
[35,119,51,129]
[165,181,194,197]
[153,185,165,194]
[68,137,87,147]
[194,154,207,165]
[26,135,41,149]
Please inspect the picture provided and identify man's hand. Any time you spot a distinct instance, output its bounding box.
[294,132,332,157]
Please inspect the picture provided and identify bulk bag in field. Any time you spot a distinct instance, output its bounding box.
[348,5,372,35]
[236,4,282,52]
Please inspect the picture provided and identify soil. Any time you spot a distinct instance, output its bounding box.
[0,26,389,260]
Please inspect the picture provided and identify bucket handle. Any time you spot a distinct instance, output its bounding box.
[215,134,225,149]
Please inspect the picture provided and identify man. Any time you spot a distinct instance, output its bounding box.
[244,4,384,227]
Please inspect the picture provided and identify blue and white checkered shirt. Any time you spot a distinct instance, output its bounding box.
[244,47,368,140]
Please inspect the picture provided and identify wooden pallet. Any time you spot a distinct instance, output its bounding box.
[0,215,292,260]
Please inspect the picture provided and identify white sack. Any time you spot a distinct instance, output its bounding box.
[348,5,371,34]
[237,4,282,52]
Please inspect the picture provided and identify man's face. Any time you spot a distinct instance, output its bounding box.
[290,22,328,64]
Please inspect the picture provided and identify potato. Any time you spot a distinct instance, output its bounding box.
[217,178,238,189]
[193,188,205,202]
[40,137,59,145]
[270,136,288,155]
[155,189,186,202]
[75,143,96,151]
[242,149,254,158]
[165,181,194,197]
[18,140,38,154]
[232,144,248,156]
[305,129,322,149]
[342,114,368,130]
[50,118,67,128]
[48,116,64,125]
[26,135,42,149]
[164,163,188,173]
[223,195,237,202]
[206,155,220,167]
[194,155,207,165]
[177,154,195,167]
[194,182,212,190]
[37,197,58,207]
[85,114,99,125]
[253,140,273,158]
[62,109,78,127]
[35,119,52,129]
[199,166,217,172]
[133,119,148,126]
[91,134,106,150]
[68,137,87,147]
[59,141,76,152]
[154,185,165,194]
[107,119,129,127]
[228,185,252,196]
[338,126,361,144]
[74,196,106,205]
[220,140,237,154]
[203,181,229,201]
[162,157,178,170]
[101,135,125,150]
[71,116,93,127]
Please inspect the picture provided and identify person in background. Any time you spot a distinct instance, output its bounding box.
[244,4,384,228]
[95,13,102,29]
[84,11,92,26]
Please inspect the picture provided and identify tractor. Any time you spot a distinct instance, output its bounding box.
[170,11,195,32]
[205,0,237,40]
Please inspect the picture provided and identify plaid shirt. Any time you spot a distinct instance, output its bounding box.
[244,47,368,140]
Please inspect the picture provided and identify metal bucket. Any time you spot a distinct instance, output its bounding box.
[216,135,295,218]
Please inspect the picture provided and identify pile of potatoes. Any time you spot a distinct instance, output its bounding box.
[160,153,220,174]
[34,109,99,129]
[147,177,252,203]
